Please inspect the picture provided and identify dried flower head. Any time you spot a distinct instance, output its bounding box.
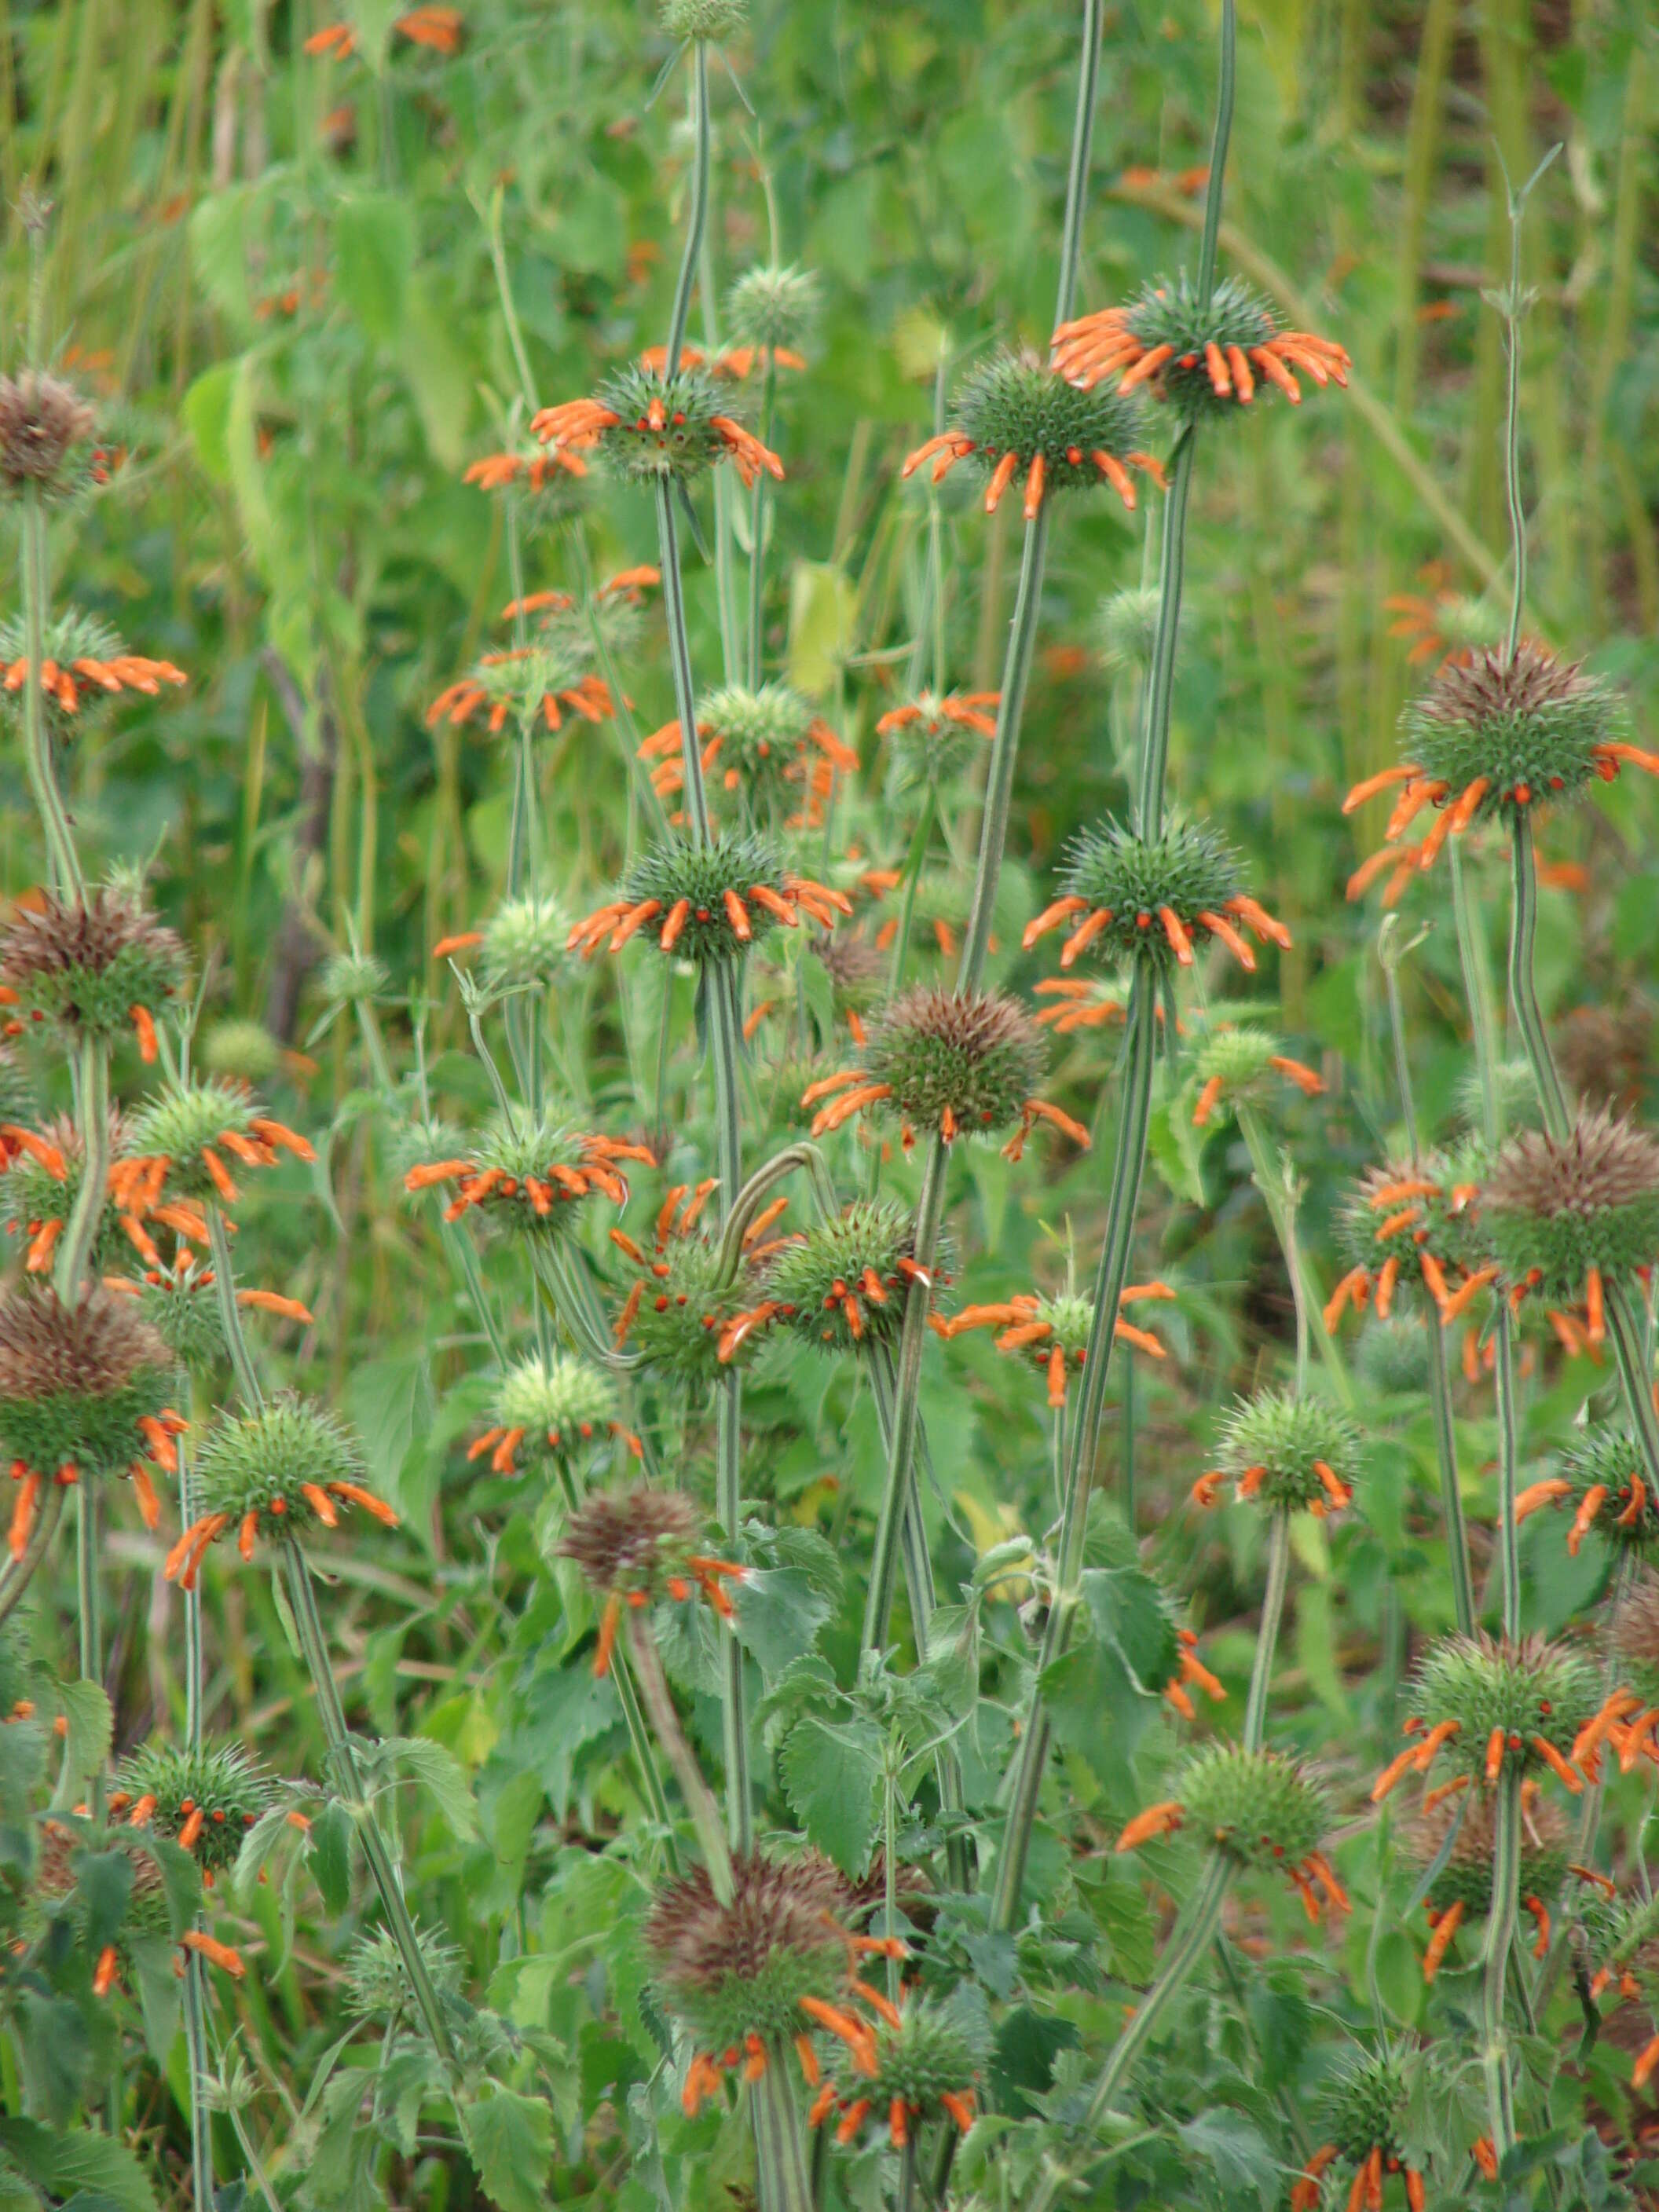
[903,350,1162,518]
[660,0,746,42]
[1514,1423,1659,1562]
[1372,1634,1603,1802]
[119,1075,314,1210]
[1326,1155,1487,1330]
[1409,1785,1568,1979]
[1191,1022,1324,1127]
[1294,2056,1420,2212]
[1482,1107,1659,1309]
[1053,273,1350,414]
[557,1483,745,1673]
[170,1397,394,1586]
[0,885,186,1057]
[809,930,886,1019]
[33,1818,243,1995]
[467,1350,624,1481]
[1027,816,1287,978]
[569,833,850,966]
[0,1288,176,1557]
[647,1851,877,2114]
[533,362,781,489]
[639,682,855,812]
[1196,1389,1363,1516]
[757,1199,934,1356]
[725,263,819,354]
[811,1990,989,2150]
[116,1742,274,1874]
[344,1921,467,2021]
[0,607,186,735]
[401,1106,651,1232]
[1118,1746,1339,1921]
[1557,1002,1650,1115]
[936,1280,1173,1405]
[0,370,97,495]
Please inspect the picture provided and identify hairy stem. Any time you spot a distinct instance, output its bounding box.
[1243,1510,1291,1751]
[667,43,710,377]
[624,1613,731,1901]
[207,1203,265,1411]
[19,489,82,897]
[1507,819,1569,1140]
[54,1036,108,1303]
[1481,1768,1522,2158]
[751,2047,815,2212]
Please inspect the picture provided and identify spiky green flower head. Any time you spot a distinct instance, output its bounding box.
[646,1851,851,2058]
[132,1263,227,1375]
[198,1018,284,1086]
[661,0,745,40]
[1319,2054,1410,2172]
[119,1075,276,1207]
[441,637,602,737]
[0,1288,170,1480]
[857,987,1046,1141]
[945,349,1150,504]
[411,1104,646,1237]
[1052,815,1264,977]
[0,370,97,500]
[555,1484,704,1601]
[1411,1787,1569,1919]
[1088,274,1342,422]
[0,884,186,1049]
[726,263,819,353]
[1338,1155,1478,1302]
[344,1921,467,2023]
[314,947,389,1011]
[1452,1058,1544,1142]
[1098,584,1165,674]
[1177,1744,1330,1870]
[115,1743,274,1874]
[383,1104,469,1196]
[1554,1425,1659,1555]
[1401,642,1624,827]
[858,1993,991,2133]
[1193,1022,1280,1097]
[1214,1390,1362,1514]
[622,1232,767,1385]
[1610,1576,1659,1704]
[764,1199,927,1356]
[589,362,753,485]
[1407,1634,1600,1782]
[1482,1108,1659,1302]
[0,607,186,742]
[1355,1318,1431,1397]
[0,1111,130,1277]
[610,831,797,965]
[483,1351,618,1481]
[193,1396,370,1547]
[879,689,996,796]
[1577,1888,1659,1999]
[476,893,572,997]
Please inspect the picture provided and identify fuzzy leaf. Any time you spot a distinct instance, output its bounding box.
[377,1735,480,1840]
[462,2085,555,2212]
[778,1714,881,1874]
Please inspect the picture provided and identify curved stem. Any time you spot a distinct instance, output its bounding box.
[1051,0,1105,331]
[1507,819,1569,1140]
[1029,1854,1236,2212]
[207,1203,264,1411]
[1424,1319,1477,1638]
[1193,0,1236,312]
[280,1535,460,2075]
[1243,1510,1291,1751]
[666,43,710,376]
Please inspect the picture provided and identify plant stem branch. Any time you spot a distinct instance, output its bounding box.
[1243,1510,1291,1751]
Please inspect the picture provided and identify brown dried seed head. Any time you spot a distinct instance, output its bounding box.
[1484,1107,1659,1222]
[646,1850,848,1990]
[0,887,184,989]
[0,371,97,486]
[1612,1576,1659,1672]
[875,983,1042,1063]
[555,1485,701,1594]
[0,1287,168,1401]
[1417,639,1597,729]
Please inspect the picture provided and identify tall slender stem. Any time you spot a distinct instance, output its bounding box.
[207,1203,264,1411]
[654,483,712,842]
[746,360,776,689]
[1449,841,1501,1148]
[1507,818,1569,1139]
[1243,1511,1291,1751]
[667,45,710,376]
[750,2050,815,2212]
[1480,1768,1522,2158]
[54,1036,108,1303]
[624,1615,731,1900]
[19,490,82,897]
[956,508,1049,989]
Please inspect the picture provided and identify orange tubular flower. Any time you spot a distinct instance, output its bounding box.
[1050,278,1350,408]
[425,653,613,736]
[1115,1800,1185,1851]
[1422,1898,1463,1979]
[876,690,999,742]
[462,448,586,492]
[935,1282,1171,1405]
[2,652,186,717]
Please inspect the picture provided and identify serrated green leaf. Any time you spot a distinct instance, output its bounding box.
[461,2085,555,2212]
[308,1802,353,1916]
[52,1680,112,1809]
[1080,1563,1179,1694]
[333,193,415,345]
[779,1715,881,1875]
[379,1735,480,1840]
[1145,1096,1207,1205]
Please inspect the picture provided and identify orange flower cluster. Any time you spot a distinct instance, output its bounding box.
[305,8,461,59]
[4,650,185,716]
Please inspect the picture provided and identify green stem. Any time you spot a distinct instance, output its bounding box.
[1243,1510,1291,1751]
[1424,1320,1477,1638]
[746,360,775,689]
[207,1203,264,1410]
[1449,840,1501,1149]
[181,1957,214,2211]
[1493,1304,1522,1640]
[654,481,712,840]
[53,1036,108,1304]
[1051,0,1104,332]
[1481,1768,1522,2159]
[0,1479,65,1628]
[1236,1104,1353,1408]
[1134,428,1196,835]
[1192,0,1236,310]
[1029,1855,1236,2212]
[76,1481,101,1709]
[666,44,709,375]
[19,489,82,897]
[624,1613,731,1901]
[751,2047,815,2212]
[280,1534,460,2074]
[1508,818,1569,1139]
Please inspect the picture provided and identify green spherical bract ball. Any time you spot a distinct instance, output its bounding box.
[591,363,745,485]
[764,1200,924,1355]
[199,1018,285,1086]
[1555,1424,1659,1554]
[1178,1744,1329,1871]
[624,1235,767,1385]
[951,350,1146,497]
[0,1287,170,1479]
[315,948,389,1009]
[618,832,789,966]
[725,263,819,353]
[116,1742,274,1873]
[646,1851,851,2057]
[1215,1389,1362,1513]
[488,1351,617,1477]
[1057,816,1247,974]
[1402,641,1624,827]
[863,1993,991,2124]
[194,1396,366,1541]
[1408,1634,1599,1779]
[133,1267,226,1375]
[1113,273,1281,419]
[660,0,745,40]
[344,1921,467,2022]
[1413,1787,1568,1917]
[0,1111,131,1278]
[0,885,186,1049]
[1320,2053,1410,2169]
[121,1075,265,1206]
[1355,1318,1431,1397]
[477,894,571,996]
[1098,584,1164,673]
[1482,1108,1659,1302]
[1339,1155,1478,1295]
[859,987,1046,1139]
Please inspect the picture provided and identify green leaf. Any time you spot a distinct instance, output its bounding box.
[461,2086,555,2212]
[786,562,857,697]
[1293,1582,1352,1723]
[71,1848,132,1951]
[402,276,473,472]
[15,1994,91,2130]
[308,1802,353,1916]
[1145,1096,1207,1206]
[333,193,416,345]
[1176,2109,1280,2204]
[778,1715,881,1874]
[53,1679,112,1808]
[182,361,238,486]
[380,1735,481,1840]
[0,2117,160,2212]
[1080,1563,1179,1695]
[187,186,255,327]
